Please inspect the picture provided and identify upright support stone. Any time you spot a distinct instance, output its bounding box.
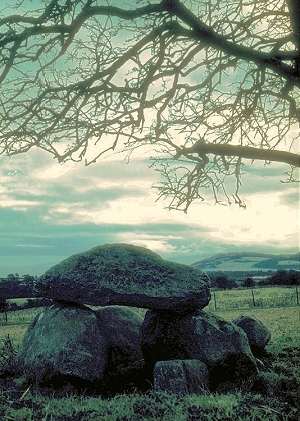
[232,316,271,354]
[18,302,108,384]
[141,310,258,388]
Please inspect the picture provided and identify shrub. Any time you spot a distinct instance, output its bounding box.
[242,277,255,288]
[264,270,300,286]
[0,336,18,376]
[214,275,237,289]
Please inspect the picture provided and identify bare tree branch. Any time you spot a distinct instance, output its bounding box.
[0,0,299,210]
[164,0,300,86]
[180,142,300,167]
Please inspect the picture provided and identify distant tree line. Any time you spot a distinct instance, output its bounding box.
[1,298,51,316]
[1,274,36,283]
[210,270,300,289]
[0,274,50,315]
[8,298,52,312]
[261,270,300,287]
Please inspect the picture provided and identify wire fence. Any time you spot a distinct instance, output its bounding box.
[207,286,299,311]
[0,287,299,324]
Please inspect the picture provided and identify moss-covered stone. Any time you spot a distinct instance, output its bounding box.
[37,244,210,313]
[141,310,258,387]
[232,315,271,354]
[154,360,209,395]
[18,302,108,384]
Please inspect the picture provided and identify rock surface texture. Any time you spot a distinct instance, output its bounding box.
[153,360,209,395]
[19,304,146,386]
[141,310,258,386]
[232,315,271,354]
[96,306,144,379]
[36,244,210,313]
[19,302,108,383]
[16,244,271,393]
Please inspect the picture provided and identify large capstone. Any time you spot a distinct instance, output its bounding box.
[141,310,258,387]
[36,244,210,313]
[18,302,108,384]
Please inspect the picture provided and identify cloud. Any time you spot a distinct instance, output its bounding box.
[280,188,300,207]
[0,150,150,219]
[115,232,178,253]
[0,150,299,276]
[225,162,297,196]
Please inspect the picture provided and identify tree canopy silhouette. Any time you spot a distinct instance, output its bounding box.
[0,0,299,209]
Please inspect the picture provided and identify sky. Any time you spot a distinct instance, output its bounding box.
[0,0,299,276]
[0,148,299,276]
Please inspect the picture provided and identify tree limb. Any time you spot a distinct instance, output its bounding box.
[165,0,300,86]
[0,0,299,209]
[181,142,300,167]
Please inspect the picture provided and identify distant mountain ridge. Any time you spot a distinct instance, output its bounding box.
[192,252,300,272]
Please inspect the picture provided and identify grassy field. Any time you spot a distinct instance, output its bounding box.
[207,286,299,311]
[1,305,299,352]
[0,303,299,420]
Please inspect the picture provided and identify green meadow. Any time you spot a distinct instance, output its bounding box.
[1,293,299,420]
[1,304,299,352]
[207,286,299,311]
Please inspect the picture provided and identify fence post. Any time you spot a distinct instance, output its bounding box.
[213,291,217,311]
[296,287,299,306]
[251,289,256,307]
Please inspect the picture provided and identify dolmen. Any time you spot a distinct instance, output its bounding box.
[17,243,270,394]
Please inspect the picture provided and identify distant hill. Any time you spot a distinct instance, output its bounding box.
[192,252,300,272]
